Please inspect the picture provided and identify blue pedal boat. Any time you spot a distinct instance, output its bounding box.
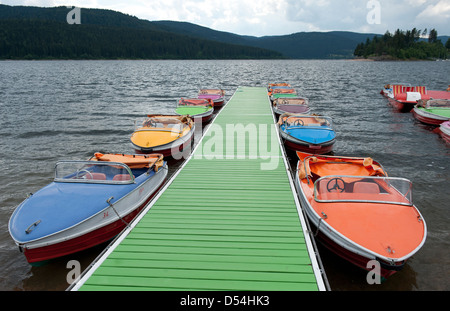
[8,153,167,265]
[278,113,336,154]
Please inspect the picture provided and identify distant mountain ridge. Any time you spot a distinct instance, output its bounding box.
[153,21,381,59]
[1,4,447,60]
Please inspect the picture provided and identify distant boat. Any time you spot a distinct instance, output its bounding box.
[278,113,336,154]
[380,83,411,99]
[268,82,291,90]
[270,88,297,101]
[198,89,225,108]
[130,114,195,157]
[294,151,427,279]
[412,99,450,125]
[175,98,214,124]
[381,84,450,112]
[268,84,292,95]
[9,153,167,265]
[272,97,310,116]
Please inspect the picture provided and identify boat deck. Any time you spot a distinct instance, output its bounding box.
[70,86,327,291]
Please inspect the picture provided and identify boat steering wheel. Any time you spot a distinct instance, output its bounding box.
[77,169,93,179]
[326,177,345,193]
[144,120,155,127]
[293,119,304,126]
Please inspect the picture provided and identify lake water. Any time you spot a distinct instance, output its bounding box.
[0,59,449,291]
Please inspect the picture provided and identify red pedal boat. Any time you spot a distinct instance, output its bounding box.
[198,89,225,109]
[294,152,427,279]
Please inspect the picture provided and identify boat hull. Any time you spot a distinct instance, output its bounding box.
[439,122,450,144]
[412,107,449,125]
[212,98,224,108]
[196,112,214,124]
[388,98,415,112]
[15,164,168,265]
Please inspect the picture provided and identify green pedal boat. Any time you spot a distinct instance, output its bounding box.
[175,98,214,124]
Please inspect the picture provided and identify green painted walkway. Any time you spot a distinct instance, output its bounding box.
[72,87,327,291]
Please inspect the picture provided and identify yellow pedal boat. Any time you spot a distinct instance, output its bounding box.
[130,114,195,157]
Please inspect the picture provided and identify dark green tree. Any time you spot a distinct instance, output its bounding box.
[428,28,438,43]
[353,27,447,60]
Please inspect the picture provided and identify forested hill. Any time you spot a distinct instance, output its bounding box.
[0,5,283,60]
[354,28,449,60]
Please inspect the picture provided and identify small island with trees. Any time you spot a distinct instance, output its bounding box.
[354,28,449,60]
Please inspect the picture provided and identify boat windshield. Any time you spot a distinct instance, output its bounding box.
[313,176,413,206]
[54,161,135,184]
[273,88,296,94]
[179,99,212,107]
[283,115,333,128]
[275,98,308,106]
[135,118,186,132]
[425,99,450,109]
[199,89,223,95]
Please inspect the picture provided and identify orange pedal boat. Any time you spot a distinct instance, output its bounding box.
[294,152,427,279]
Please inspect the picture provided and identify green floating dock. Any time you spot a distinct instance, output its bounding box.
[71,86,327,291]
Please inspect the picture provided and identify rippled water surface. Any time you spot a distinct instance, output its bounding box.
[0,60,449,291]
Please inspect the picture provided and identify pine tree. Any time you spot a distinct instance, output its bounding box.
[428,29,438,43]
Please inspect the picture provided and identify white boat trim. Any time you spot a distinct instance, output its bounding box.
[440,123,450,136]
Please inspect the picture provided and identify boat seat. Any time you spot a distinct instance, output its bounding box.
[113,174,132,181]
[353,182,380,194]
[85,173,107,180]
[415,86,427,94]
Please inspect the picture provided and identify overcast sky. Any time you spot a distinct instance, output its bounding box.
[1,0,449,36]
